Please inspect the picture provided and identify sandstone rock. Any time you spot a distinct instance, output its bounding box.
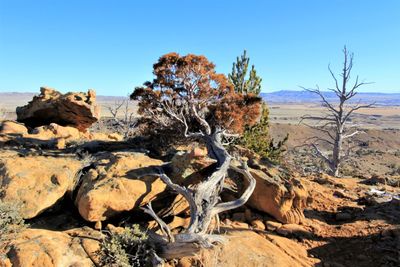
[239,166,309,224]
[0,120,28,135]
[0,151,82,219]
[265,220,283,231]
[251,219,266,230]
[170,148,215,183]
[16,87,100,131]
[187,231,318,267]
[4,229,97,267]
[158,194,190,217]
[65,227,102,265]
[168,216,190,230]
[276,224,311,237]
[89,132,124,141]
[75,152,166,222]
[30,123,81,140]
[231,221,249,229]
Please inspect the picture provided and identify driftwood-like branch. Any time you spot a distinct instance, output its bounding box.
[135,131,256,260]
[141,202,174,242]
[212,161,256,215]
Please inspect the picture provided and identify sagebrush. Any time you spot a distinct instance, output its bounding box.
[0,198,26,258]
[99,225,155,267]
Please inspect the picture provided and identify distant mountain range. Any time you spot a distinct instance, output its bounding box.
[261,90,400,105]
[1,90,400,106]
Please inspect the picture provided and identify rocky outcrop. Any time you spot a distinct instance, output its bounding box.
[75,152,166,222]
[0,151,83,218]
[227,163,309,224]
[3,228,100,267]
[16,87,100,131]
[244,167,309,224]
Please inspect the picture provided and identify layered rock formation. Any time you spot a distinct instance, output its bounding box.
[16,87,100,131]
[244,167,309,224]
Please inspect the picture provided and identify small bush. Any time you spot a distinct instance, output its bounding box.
[99,225,155,267]
[0,198,26,257]
[236,103,288,162]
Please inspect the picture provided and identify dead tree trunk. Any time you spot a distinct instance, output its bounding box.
[301,46,374,177]
[140,129,256,261]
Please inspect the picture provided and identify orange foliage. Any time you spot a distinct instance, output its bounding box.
[131,52,262,135]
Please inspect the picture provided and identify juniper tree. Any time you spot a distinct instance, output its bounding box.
[228,50,262,95]
[131,52,261,260]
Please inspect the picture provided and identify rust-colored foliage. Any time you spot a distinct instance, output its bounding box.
[131,52,262,135]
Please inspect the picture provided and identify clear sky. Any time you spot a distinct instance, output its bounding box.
[0,0,399,96]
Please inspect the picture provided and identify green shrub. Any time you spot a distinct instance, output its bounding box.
[99,225,155,267]
[0,198,26,258]
[237,103,288,162]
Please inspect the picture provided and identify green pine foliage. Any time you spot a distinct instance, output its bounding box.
[237,103,288,162]
[229,50,287,162]
[228,50,262,95]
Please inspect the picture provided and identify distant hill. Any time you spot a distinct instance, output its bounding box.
[261,90,400,106]
[1,90,400,107]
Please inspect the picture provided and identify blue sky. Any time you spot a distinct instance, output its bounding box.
[0,0,399,96]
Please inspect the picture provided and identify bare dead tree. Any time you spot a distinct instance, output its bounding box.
[107,98,136,139]
[131,53,262,261]
[300,46,374,177]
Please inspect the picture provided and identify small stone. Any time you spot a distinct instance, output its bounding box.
[94,221,102,230]
[55,138,66,149]
[231,221,249,229]
[223,218,232,226]
[251,219,266,230]
[276,224,311,237]
[177,257,192,267]
[265,220,282,231]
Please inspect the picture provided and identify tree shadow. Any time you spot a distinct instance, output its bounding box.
[309,230,400,267]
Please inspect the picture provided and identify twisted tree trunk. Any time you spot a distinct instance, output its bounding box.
[142,130,256,262]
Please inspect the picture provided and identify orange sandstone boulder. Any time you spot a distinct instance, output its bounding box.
[16,87,100,131]
[4,228,98,267]
[245,167,309,224]
[0,151,82,218]
[75,152,166,222]
[0,120,28,135]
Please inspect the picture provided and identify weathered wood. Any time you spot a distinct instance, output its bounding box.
[301,46,374,177]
